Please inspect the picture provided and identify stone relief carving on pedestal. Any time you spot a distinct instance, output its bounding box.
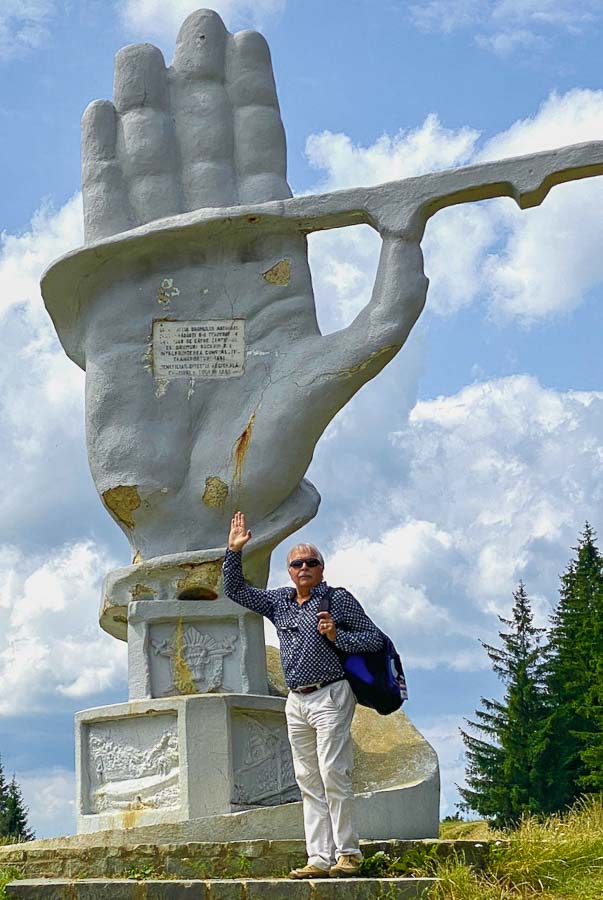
[87,722,179,814]
[232,714,299,808]
[152,622,238,695]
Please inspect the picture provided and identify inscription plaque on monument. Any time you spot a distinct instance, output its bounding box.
[153,319,245,379]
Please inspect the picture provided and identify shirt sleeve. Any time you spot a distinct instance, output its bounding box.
[332,589,385,654]
[222,549,275,620]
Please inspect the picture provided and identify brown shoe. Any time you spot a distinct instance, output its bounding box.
[329,854,362,877]
[289,863,331,879]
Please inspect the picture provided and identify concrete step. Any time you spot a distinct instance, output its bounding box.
[0,838,492,880]
[5,877,438,898]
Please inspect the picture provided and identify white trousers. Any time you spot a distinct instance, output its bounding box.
[285,678,360,870]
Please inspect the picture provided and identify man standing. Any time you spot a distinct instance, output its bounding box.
[223,511,384,879]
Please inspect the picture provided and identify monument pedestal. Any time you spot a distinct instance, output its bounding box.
[76,565,300,835]
[127,598,269,699]
[74,560,440,838]
[75,693,299,834]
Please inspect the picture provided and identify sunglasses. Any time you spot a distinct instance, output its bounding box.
[289,558,322,569]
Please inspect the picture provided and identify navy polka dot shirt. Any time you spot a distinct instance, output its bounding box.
[223,549,384,690]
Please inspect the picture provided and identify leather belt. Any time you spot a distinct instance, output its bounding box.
[292,677,344,695]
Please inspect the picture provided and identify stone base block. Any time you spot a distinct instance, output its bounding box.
[6,878,438,898]
[76,694,299,834]
[0,838,494,881]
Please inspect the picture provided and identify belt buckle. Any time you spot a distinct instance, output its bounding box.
[297,681,321,694]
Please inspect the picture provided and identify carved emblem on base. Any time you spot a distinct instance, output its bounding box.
[152,623,237,695]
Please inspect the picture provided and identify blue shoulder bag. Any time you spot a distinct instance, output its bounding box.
[320,587,408,716]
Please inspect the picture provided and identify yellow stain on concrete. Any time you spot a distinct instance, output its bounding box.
[121,807,143,830]
[262,259,291,285]
[176,560,222,599]
[130,583,156,599]
[202,476,229,508]
[173,619,199,695]
[102,485,141,529]
[338,344,397,378]
[132,551,143,564]
[233,410,256,484]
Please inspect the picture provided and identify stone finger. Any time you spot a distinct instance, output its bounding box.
[170,10,236,210]
[81,99,132,242]
[227,29,291,203]
[173,8,228,81]
[114,43,182,226]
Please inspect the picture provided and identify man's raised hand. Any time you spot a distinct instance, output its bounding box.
[228,511,252,552]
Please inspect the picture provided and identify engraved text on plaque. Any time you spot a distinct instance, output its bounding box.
[153,320,245,379]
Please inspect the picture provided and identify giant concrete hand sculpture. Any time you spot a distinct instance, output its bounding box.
[40,7,603,837]
[44,10,429,574]
[43,9,603,585]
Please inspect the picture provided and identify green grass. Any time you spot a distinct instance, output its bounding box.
[0,867,22,900]
[439,819,492,840]
[422,795,603,899]
[2,796,602,896]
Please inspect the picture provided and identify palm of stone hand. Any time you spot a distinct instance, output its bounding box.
[79,10,427,560]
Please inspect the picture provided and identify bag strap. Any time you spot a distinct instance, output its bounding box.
[318,586,335,613]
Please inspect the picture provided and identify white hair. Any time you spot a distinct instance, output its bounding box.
[287,543,324,566]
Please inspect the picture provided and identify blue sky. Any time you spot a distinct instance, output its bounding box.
[0,0,602,837]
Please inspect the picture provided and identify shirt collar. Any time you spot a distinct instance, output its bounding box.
[286,580,330,603]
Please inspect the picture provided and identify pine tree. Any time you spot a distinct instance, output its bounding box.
[0,755,7,836]
[458,582,548,827]
[578,552,603,791]
[2,776,34,842]
[542,524,603,805]
[576,527,603,792]
[0,756,34,841]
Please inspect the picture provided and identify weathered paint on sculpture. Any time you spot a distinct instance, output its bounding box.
[43,9,603,581]
[38,8,603,837]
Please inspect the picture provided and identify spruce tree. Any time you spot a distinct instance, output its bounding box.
[458,582,548,827]
[0,755,7,837]
[576,527,603,792]
[542,524,603,805]
[3,776,34,842]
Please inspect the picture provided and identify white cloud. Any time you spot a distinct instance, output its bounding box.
[476,27,545,54]
[0,1,57,62]
[481,88,603,159]
[491,0,598,30]
[0,193,83,324]
[0,193,128,717]
[18,767,75,839]
[0,540,126,716]
[301,375,602,673]
[420,715,468,815]
[408,0,602,55]
[305,89,603,326]
[118,0,285,41]
[305,115,482,329]
[409,0,484,34]
[306,116,480,191]
[399,376,602,604]
[0,193,111,550]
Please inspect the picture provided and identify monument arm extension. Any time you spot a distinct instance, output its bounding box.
[291,138,603,384]
[41,140,603,371]
[283,139,603,239]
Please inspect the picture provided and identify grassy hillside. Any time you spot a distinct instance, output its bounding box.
[427,796,603,899]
